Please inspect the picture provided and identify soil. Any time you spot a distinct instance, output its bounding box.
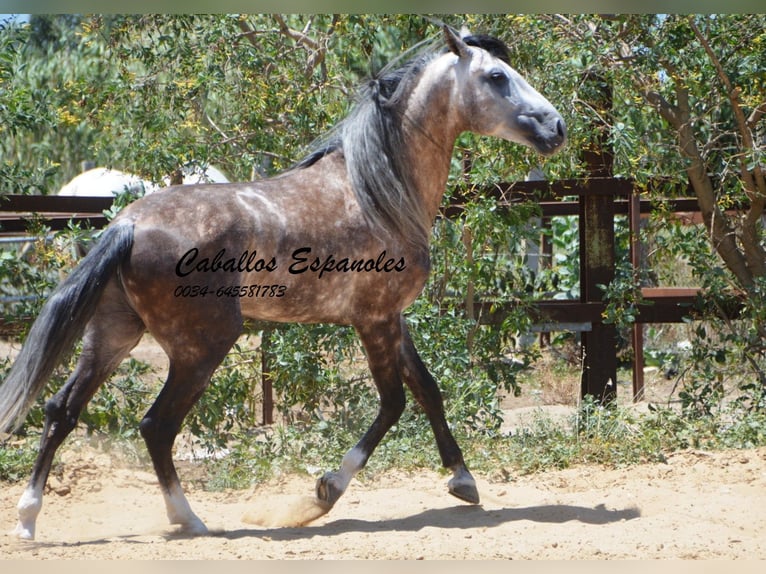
[2,337,766,559]
[1,440,765,559]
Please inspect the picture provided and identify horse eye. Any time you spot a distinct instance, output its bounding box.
[487,70,508,85]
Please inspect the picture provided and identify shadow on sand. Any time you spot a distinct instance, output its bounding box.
[218,502,640,542]
[10,502,640,548]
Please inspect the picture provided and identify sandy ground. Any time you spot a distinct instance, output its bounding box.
[1,440,765,559]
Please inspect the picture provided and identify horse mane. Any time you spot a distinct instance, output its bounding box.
[293,32,510,246]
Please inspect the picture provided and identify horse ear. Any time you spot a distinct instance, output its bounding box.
[443,25,469,58]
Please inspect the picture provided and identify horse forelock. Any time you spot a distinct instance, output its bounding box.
[461,34,511,65]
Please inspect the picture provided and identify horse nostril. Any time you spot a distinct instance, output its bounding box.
[556,118,566,139]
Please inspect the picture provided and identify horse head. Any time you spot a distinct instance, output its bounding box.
[443,25,567,156]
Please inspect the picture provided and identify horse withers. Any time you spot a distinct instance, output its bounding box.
[0,25,565,539]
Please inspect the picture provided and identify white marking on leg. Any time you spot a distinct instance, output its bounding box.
[334,446,367,493]
[13,485,43,540]
[163,483,208,535]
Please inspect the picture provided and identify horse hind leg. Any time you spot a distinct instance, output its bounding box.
[398,317,479,504]
[138,323,241,535]
[13,305,145,540]
[316,317,406,507]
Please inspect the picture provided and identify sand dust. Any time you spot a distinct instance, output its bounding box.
[242,494,332,528]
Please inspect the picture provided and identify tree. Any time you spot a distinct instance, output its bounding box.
[608,15,765,292]
[1,15,437,192]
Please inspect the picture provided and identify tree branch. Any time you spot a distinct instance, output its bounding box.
[272,13,320,51]
[643,77,756,288]
[688,18,751,147]
[236,17,260,49]
[272,14,330,79]
[747,102,766,130]
[687,16,766,276]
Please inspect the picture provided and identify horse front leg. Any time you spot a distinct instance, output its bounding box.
[315,317,405,507]
[398,316,479,504]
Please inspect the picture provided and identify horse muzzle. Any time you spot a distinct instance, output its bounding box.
[517,112,567,156]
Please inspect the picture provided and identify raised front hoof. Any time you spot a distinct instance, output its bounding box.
[315,472,343,507]
[448,477,480,505]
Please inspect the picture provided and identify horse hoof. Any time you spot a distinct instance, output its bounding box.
[168,512,209,536]
[449,482,480,504]
[10,521,35,540]
[176,519,209,536]
[448,473,480,504]
[315,473,343,507]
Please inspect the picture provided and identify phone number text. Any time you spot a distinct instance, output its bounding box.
[174,284,287,298]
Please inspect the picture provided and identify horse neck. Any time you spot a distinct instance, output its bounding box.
[399,61,464,226]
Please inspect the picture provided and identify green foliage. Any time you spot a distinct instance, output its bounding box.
[542,215,580,300]
[412,197,547,431]
[644,208,766,414]
[267,324,364,423]
[78,358,154,437]
[195,393,766,491]
[468,396,766,479]
[0,440,36,482]
[186,341,262,451]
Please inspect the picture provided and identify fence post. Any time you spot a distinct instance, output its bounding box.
[629,190,646,400]
[579,72,618,404]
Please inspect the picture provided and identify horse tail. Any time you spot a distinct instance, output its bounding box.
[0,219,135,433]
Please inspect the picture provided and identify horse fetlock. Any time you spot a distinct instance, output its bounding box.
[13,502,41,540]
[315,472,345,507]
[447,467,480,505]
[13,487,42,540]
